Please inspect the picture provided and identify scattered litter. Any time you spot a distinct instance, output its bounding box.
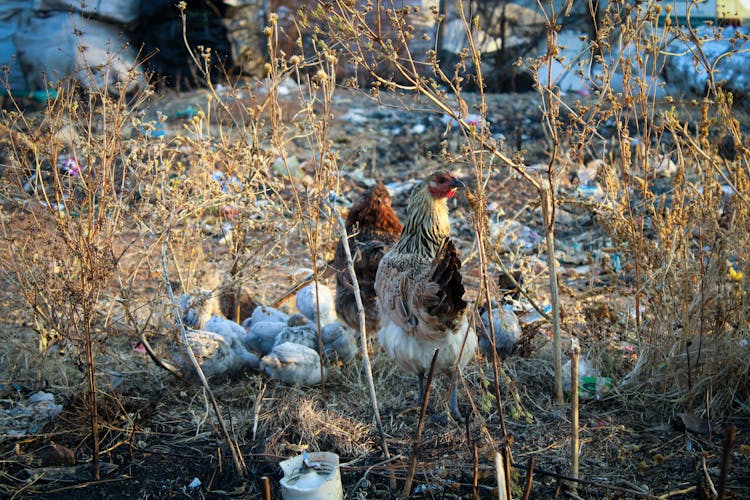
[175,106,199,119]
[440,112,489,131]
[131,342,147,354]
[519,304,551,325]
[490,219,543,254]
[2,391,63,435]
[341,108,369,125]
[563,357,612,399]
[212,171,243,194]
[137,125,166,138]
[60,156,82,176]
[280,451,343,500]
[409,123,426,134]
[188,477,201,489]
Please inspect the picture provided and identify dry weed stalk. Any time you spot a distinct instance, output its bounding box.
[160,239,247,477]
[0,73,151,478]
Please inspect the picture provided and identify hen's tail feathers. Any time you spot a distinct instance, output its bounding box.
[427,237,467,323]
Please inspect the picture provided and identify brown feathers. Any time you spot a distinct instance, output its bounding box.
[334,182,403,334]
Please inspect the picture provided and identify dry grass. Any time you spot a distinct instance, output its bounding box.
[1,0,750,497]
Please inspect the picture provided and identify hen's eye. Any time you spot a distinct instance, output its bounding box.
[436,176,446,183]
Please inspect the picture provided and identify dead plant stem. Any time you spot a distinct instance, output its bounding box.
[403,349,440,497]
[160,239,247,478]
[329,202,391,464]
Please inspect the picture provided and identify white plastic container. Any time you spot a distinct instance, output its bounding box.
[279,451,343,500]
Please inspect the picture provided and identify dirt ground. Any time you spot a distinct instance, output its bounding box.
[1,86,749,499]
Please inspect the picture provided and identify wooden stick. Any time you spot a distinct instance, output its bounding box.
[329,202,391,459]
[570,337,581,495]
[495,451,507,500]
[473,445,479,500]
[261,476,271,500]
[161,240,247,478]
[403,349,440,497]
[717,424,736,500]
[522,456,535,500]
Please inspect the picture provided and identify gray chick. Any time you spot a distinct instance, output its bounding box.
[478,302,521,359]
[321,321,358,364]
[260,341,323,386]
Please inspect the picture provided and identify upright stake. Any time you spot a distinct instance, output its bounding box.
[541,183,564,403]
[570,337,581,495]
[403,349,440,497]
[717,424,736,500]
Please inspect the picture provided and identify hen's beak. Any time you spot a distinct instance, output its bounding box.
[450,177,466,189]
[446,177,465,198]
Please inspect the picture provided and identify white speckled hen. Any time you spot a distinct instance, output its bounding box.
[374,171,477,420]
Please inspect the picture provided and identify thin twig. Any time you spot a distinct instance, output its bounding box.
[160,239,246,478]
[140,333,182,378]
[495,451,507,500]
[327,201,391,467]
[570,337,581,495]
[717,424,736,500]
[522,456,535,500]
[473,445,479,500]
[403,349,440,497]
[512,461,661,499]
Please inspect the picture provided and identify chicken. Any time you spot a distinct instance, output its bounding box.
[179,290,255,359]
[175,329,260,380]
[273,314,320,351]
[242,305,291,355]
[179,291,223,330]
[320,321,358,364]
[272,314,358,364]
[334,181,403,334]
[261,342,323,386]
[295,282,337,328]
[478,301,521,359]
[374,171,477,420]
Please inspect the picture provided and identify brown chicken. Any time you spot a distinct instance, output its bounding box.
[334,181,403,334]
[374,171,477,420]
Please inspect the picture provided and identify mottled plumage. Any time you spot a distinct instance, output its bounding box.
[478,302,521,359]
[175,329,260,380]
[375,172,477,420]
[334,181,403,334]
[261,342,323,386]
[296,282,337,327]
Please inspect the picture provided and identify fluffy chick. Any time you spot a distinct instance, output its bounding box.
[296,282,337,327]
[261,342,323,386]
[175,329,260,380]
[320,321,358,364]
[179,291,223,330]
[273,314,319,351]
[478,302,521,359]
